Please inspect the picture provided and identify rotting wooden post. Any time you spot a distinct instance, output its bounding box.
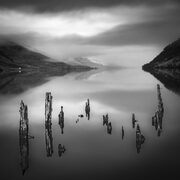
[157,84,163,109]
[59,106,64,122]
[45,92,53,125]
[107,122,112,134]
[19,100,33,175]
[156,84,164,135]
[58,106,64,134]
[85,99,90,120]
[45,92,53,156]
[132,113,138,128]
[19,100,28,135]
[103,114,108,126]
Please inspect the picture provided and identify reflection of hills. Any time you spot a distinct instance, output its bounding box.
[143,68,180,95]
[0,69,83,94]
[0,41,93,94]
[0,41,92,71]
[142,38,180,95]
[74,66,123,80]
[74,68,103,80]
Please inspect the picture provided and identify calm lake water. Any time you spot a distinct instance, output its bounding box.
[0,68,180,180]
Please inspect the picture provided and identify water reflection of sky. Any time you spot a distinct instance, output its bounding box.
[0,68,180,179]
[0,69,157,127]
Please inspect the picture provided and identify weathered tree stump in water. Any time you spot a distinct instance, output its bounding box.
[19,100,28,133]
[19,100,34,175]
[45,92,53,125]
[85,99,90,120]
[45,92,53,156]
[58,106,64,134]
[103,114,109,126]
[132,113,138,128]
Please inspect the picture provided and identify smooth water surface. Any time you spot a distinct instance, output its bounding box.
[0,68,180,180]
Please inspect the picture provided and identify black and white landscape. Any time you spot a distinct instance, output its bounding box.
[0,1,180,180]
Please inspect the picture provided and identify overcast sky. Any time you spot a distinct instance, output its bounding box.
[0,0,179,66]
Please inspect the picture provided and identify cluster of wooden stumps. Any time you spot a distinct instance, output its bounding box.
[102,112,145,153]
[19,84,164,174]
[152,84,164,136]
[75,99,91,123]
[19,100,34,175]
[44,95,91,159]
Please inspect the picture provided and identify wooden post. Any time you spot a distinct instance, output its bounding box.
[45,92,53,156]
[45,92,53,125]
[19,100,29,175]
[58,106,64,134]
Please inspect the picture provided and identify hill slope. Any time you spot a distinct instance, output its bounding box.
[142,38,180,95]
[143,38,180,70]
[0,41,92,72]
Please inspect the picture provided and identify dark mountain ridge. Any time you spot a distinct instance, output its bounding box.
[143,38,180,70]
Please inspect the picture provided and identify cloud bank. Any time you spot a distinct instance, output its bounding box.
[0,0,179,66]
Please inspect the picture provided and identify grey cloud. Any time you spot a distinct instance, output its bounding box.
[0,0,179,12]
[86,17,180,47]
[2,19,180,49]
[1,3,180,49]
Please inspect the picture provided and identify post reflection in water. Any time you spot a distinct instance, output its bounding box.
[58,144,66,157]
[45,123,53,157]
[122,126,124,140]
[152,84,164,137]
[136,124,145,154]
[19,100,34,175]
[107,122,112,134]
[45,92,53,157]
